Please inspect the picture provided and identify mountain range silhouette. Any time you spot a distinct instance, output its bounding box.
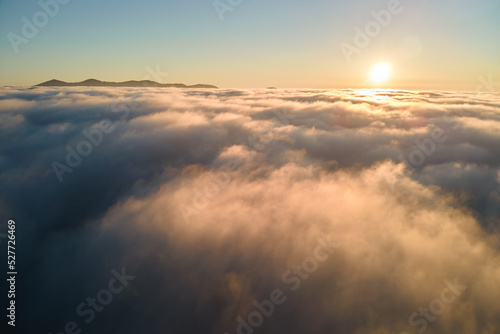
[36,79,217,89]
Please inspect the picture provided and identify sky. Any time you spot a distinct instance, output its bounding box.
[2,2,500,332]
[0,0,499,89]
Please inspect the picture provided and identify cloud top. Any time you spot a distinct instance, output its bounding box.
[1,87,499,334]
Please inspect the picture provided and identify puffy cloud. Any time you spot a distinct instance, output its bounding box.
[0,87,499,333]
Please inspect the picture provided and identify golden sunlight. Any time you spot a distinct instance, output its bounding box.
[369,63,392,84]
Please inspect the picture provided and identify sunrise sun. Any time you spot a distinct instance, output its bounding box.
[369,63,392,84]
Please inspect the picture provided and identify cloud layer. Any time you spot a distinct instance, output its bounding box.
[0,87,499,334]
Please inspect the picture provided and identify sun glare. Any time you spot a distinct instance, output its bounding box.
[369,63,392,84]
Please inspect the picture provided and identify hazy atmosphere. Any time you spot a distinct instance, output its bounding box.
[1,1,499,334]
[1,0,499,89]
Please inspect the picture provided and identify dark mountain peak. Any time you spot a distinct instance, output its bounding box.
[80,79,103,85]
[37,79,70,86]
[35,79,217,89]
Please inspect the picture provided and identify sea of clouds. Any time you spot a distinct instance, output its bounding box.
[0,87,499,334]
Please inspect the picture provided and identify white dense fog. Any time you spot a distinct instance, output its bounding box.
[0,87,499,334]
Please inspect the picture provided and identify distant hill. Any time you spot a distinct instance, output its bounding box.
[36,79,218,89]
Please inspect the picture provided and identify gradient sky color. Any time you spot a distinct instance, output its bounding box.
[0,0,499,89]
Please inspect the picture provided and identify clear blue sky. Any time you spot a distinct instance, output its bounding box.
[1,0,499,89]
